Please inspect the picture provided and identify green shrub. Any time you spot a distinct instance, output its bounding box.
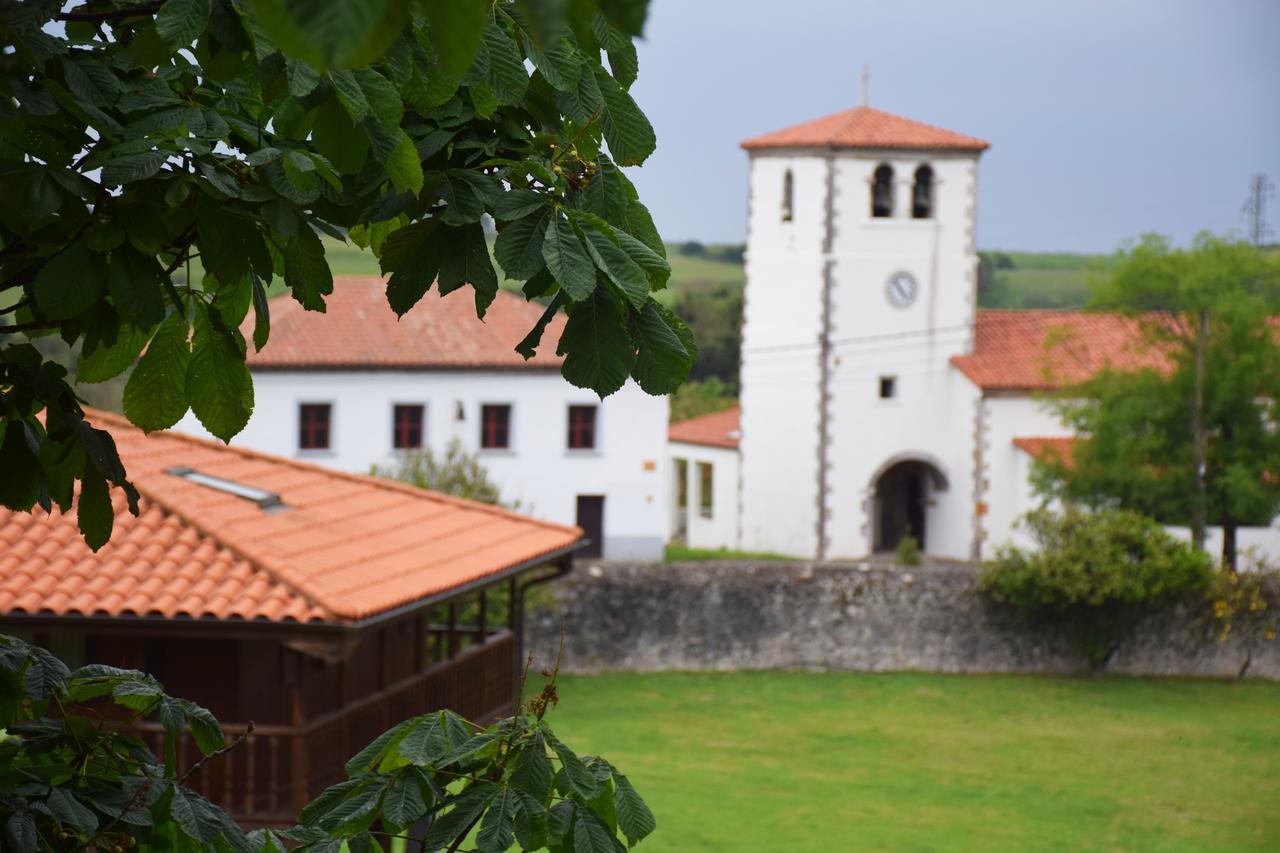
[981,507,1213,667]
[895,535,921,567]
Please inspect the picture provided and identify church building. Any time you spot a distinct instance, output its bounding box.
[666,102,1280,562]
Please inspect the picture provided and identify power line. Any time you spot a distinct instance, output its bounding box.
[742,322,973,356]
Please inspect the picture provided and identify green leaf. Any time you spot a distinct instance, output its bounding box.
[77,324,151,384]
[34,243,105,321]
[112,677,163,710]
[101,150,169,185]
[63,55,122,107]
[180,698,224,752]
[546,732,602,801]
[542,216,597,302]
[572,806,617,853]
[381,220,444,317]
[476,786,518,853]
[382,768,428,828]
[522,34,581,92]
[439,170,495,226]
[287,60,322,97]
[630,299,696,395]
[558,277,634,397]
[495,208,552,280]
[509,731,555,797]
[188,303,253,442]
[47,789,99,836]
[437,222,498,317]
[616,231,670,288]
[5,812,36,852]
[384,130,424,195]
[593,67,655,166]
[426,0,489,77]
[251,273,271,351]
[344,718,419,776]
[612,773,655,846]
[397,711,470,766]
[108,245,166,329]
[23,645,70,700]
[122,311,191,432]
[495,188,548,221]
[483,18,529,104]
[0,421,42,510]
[581,221,648,309]
[250,0,408,70]
[170,786,223,844]
[156,0,212,49]
[422,784,497,850]
[196,204,272,288]
[284,227,334,311]
[330,69,371,121]
[513,790,550,850]
[355,68,403,131]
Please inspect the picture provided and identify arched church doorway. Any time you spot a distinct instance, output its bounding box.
[871,458,948,553]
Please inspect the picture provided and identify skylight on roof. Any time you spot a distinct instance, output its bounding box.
[165,468,287,513]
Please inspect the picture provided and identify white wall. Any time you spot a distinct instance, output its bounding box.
[738,153,828,556]
[981,394,1073,555]
[669,442,739,551]
[176,371,669,559]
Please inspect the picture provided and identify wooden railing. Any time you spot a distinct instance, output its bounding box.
[136,630,516,827]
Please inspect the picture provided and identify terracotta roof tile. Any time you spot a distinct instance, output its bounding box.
[0,409,583,625]
[741,106,989,152]
[1013,436,1077,467]
[246,276,566,370]
[951,310,1173,391]
[668,406,741,450]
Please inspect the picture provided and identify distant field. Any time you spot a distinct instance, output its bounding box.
[542,671,1280,852]
[984,251,1107,309]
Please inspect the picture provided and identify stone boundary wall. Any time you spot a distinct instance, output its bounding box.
[525,561,1279,680]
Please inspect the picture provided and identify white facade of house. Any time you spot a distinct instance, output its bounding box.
[668,441,740,551]
[177,372,669,560]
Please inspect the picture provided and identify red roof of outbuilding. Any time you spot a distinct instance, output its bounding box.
[741,106,989,152]
[247,276,565,370]
[952,310,1170,392]
[0,410,582,625]
[1012,436,1077,466]
[669,406,741,450]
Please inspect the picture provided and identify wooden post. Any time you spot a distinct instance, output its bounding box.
[289,685,308,815]
[477,590,487,643]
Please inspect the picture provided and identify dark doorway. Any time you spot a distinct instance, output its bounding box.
[874,461,933,552]
[575,495,605,558]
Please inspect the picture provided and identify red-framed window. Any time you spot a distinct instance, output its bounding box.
[298,403,331,450]
[567,405,597,450]
[480,404,511,449]
[392,404,424,450]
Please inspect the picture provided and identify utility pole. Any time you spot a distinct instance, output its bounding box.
[1242,173,1274,247]
[1191,308,1207,553]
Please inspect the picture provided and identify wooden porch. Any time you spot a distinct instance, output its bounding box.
[138,630,517,827]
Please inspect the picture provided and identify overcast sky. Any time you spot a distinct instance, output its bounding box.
[626,0,1279,252]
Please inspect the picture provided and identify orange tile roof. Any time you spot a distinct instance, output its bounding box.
[1012,436,1076,467]
[247,276,566,370]
[741,106,989,152]
[669,406,740,450]
[951,310,1172,392]
[0,410,582,625]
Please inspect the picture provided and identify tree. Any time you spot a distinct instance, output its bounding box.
[0,0,695,550]
[1036,234,1280,569]
[668,376,735,423]
[372,438,509,506]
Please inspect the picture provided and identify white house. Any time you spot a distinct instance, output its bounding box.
[668,406,740,551]
[684,102,1280,562]
[176,277,669,560]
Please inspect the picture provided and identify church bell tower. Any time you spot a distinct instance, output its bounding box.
[737,101,989,559]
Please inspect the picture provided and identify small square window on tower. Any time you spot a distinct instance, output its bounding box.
[879,376,897,399]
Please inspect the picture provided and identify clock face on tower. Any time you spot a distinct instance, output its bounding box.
[885,271,918,308]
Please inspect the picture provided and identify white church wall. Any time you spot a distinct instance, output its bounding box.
[175,371,669,559]
[980,394,1073,555]
[669,442,740,551]
[738,153,829,556]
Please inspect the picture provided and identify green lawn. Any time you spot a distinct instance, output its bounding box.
[537,671,1280,851]
[663,544,796,562]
